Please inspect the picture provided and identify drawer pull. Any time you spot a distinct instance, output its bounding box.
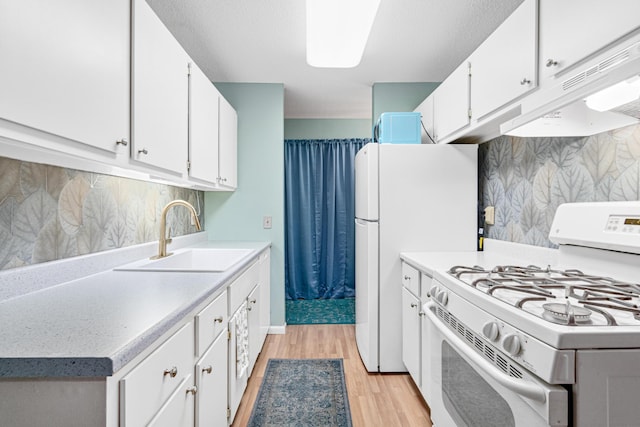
[214,316,224,323]
[186,386,198,395]
[404,275,411,280]
[163,366,178,378]
[410,302,418,308]
[249,298,257,304]
[202,365,213,374]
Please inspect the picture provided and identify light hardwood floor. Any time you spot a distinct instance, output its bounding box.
[231,324,433,426]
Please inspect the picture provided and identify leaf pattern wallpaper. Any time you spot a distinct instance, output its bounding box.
[0,157,205,271]
[479,124,640,248]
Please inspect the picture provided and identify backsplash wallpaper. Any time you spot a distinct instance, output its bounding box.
[0,157,205,271]
[479,123,640,248]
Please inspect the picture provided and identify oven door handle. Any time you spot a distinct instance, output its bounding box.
[423,301,547,403]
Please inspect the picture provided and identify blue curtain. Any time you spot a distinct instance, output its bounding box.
[284,138,369,300]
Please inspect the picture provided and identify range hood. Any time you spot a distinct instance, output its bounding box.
[502,38,640,137]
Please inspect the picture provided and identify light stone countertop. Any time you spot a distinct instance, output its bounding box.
[0,239,270,378]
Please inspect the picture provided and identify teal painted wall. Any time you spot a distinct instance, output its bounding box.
[205,83,286,328]
[284,119,371,139]
[372,82,439,128]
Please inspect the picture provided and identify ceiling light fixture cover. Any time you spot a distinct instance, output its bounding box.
[306,0,381,68]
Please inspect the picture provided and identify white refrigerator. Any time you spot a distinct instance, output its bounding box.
[355,142,478,372]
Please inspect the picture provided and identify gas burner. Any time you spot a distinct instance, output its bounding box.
[542,303,592,324]
[448,263,640,326]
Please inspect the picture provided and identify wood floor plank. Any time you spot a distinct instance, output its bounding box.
[230,324,432,427]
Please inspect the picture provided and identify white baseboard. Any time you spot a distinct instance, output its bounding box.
[268,324,286,335]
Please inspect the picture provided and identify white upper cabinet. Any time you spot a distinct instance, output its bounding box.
[539,0,640,80]
[433,61,470,141]
[132,0,189,175]
[218,96,238,189]
[470,0,538,120]
[414,94,435,144]
[189,62,220,184]
[0,0,129,153]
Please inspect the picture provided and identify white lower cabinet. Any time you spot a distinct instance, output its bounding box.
[402,275,422,388]
[147,374,197,427]
[120,322,195,427]
[402,262,435,403]
[195,332,228,427]
[258,249,271,348]
[247,284,261,376]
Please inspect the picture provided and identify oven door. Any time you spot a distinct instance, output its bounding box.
[423,301,568,427]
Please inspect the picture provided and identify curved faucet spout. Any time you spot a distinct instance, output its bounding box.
[151,200,202,259]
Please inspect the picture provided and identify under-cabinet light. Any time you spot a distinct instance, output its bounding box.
[585,75,640,112]
[306,0,381,68]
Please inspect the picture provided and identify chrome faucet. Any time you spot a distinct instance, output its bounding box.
[151,200,202,259]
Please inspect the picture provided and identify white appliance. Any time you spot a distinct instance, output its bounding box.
[424,201,640,427]
[354,142,478,372]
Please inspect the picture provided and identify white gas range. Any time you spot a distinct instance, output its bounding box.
[409,202,640,427]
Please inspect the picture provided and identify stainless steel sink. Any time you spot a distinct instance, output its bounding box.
[115,248,253,272]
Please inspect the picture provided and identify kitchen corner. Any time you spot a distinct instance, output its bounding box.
[0,231,270,425]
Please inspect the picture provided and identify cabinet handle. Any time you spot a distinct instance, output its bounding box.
[410,302,418,308]
[419,311,426,317]
[138,148,148,155]
[404,275,411,280]
[545,59,558,68]
[214,316,224,323]
[163,366,178,378]
[202,365,213,374]
[186,386,198,395]
[520,78,531,86]
[249,298,257,304]
[116,138,128,146]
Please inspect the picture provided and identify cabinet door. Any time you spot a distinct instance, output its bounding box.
[147,375,196,427]
[259,250,271,345]
[470,0,537,119]
[433,61,470,141]
[218,96,238,189]
[132,0,189,174]
[189,62,220,184]
[0,0,129,153]
[402,287,421,387]
[540,0,640,80]
[247,284,261,376]
[414,94,435,144]
[195,332,228,427]
[120,322,194,427]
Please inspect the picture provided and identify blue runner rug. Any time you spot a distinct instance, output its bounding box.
[247,359,353,427]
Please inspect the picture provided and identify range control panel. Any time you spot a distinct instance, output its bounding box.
[606,215,640,234]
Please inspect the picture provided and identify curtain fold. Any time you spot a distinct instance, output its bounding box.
[284,138,369,300]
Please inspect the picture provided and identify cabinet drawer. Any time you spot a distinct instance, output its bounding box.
[420,273,433,301]
[401,263,420,297]
[195,290,227,357]
[147,374,196,427]
[120,322,194,427]
[228,262,259,313]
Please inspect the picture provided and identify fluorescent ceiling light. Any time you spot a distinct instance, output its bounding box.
[585,75,640,112]
[306,0,381,68]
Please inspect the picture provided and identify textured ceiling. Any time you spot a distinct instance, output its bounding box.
[147,0,524,119]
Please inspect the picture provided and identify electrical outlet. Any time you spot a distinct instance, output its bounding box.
[263,216,272,229]
[484,206,495,225]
